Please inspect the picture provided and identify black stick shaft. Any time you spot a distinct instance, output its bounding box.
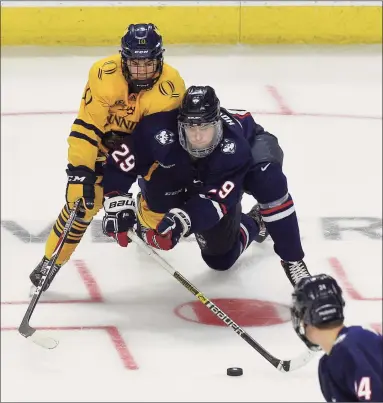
[129,231,283,370]
[19,199,82,338]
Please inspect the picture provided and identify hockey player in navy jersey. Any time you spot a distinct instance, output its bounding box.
[101,85,309,284]
[291,274,383,402]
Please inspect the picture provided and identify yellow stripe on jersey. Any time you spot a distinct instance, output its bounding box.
[73,118,102,137]
[68,118,103,170]
[67,136,98,171]
[137,194,165,231]
[143,162,159,181]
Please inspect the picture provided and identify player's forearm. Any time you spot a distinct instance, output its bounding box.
[67,120,102,171]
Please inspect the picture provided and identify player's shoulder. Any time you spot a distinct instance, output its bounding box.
[338,326,381,345]
[140,63,186,115]
[134,109,179,144]
[160,62,185,88]
[138,109,178,129]
[327,326,381,361]
[119,110,178,163]
[220,111,253,156]
[220,131,249,157]
[209,127,252,174]
[88,54,121,79]
[133,109,181,164]
[87,54,125,95]
[320,326,383,384]
[222,107,258,127]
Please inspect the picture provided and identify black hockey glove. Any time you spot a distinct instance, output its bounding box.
[102,192,136,247]
[66,164,96,210]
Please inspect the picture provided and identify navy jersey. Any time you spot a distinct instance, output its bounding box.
[319,326,383,402]
[102,108,259,234]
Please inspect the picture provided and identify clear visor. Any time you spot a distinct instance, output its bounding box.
[178,120,223,158]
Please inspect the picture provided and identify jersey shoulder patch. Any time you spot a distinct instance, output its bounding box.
[89,54,121,81]
[220,138,236,154]
[155,129,175,146]
[140,64,186,116]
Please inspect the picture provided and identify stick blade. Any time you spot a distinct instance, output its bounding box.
[30,332,59,349]
[278,349,317,372]
[19,323,59,349]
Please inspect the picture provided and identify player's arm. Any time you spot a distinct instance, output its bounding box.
[102,140,138,195]
[144,149,252,250]
[101,124,152,247]
[182,162,249,234]
[226,109,271,140]
[65,65,109,210]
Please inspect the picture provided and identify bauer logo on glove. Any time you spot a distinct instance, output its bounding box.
[108,196,134,210]
[102,192,137,247]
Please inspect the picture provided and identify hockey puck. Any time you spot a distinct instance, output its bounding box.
[227,367,243,376]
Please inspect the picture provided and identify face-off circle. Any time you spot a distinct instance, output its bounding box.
[174,298,290,327]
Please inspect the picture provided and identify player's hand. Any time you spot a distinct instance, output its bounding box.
[144,208,191,250]
[102,192,136,247]
[66,164,96,210]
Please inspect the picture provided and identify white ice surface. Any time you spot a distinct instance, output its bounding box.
[1,45,382,402]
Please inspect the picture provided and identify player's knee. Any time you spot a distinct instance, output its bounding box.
[202,252,237,272]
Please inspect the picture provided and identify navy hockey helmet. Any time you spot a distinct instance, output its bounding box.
[178,86,223,158]
[291,274,345,350]
[120,23,164,91]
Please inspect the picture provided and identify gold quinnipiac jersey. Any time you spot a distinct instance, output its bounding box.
[68,53,186,174]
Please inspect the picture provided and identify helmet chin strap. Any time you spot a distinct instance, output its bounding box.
[129,79,153,93]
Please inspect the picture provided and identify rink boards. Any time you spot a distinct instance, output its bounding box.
[1,0,382,46]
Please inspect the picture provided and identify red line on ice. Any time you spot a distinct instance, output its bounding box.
[1,326,139,370]
[1,259,102,305]
[266,85,294,115]
[73,259,103,302]
[1,109,381,121]
[328,257,382,301]
[1,299,97,305]
[106,326,139,370]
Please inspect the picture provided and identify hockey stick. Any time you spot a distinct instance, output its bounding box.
[18,199,83,349]
[128,230,316,372]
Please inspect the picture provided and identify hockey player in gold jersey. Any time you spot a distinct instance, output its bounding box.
[29,23,186,290]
